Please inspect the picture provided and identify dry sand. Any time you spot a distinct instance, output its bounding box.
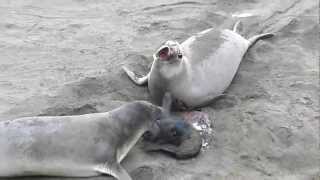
[0,0,318,179]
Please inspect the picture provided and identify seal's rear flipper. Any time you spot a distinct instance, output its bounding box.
[248,33,274,47]
[95,163,132,180]
[122,66,149,86]
[233,20,242,33]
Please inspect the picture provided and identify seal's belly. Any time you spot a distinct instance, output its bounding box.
[173,29,249,107]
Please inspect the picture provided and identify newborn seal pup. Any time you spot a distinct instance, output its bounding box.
[123,21,274,109]
[143,93,202,159]
[0,101,169,180]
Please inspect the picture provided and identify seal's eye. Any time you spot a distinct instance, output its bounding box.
[177,54,183,58]
[170,128,177,137]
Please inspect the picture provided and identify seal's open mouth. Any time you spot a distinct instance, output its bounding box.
[156,41,182,61]
[157,46,170,61]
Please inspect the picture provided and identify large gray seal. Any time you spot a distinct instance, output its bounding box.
[123,21,274,109]
[0,101,168,180]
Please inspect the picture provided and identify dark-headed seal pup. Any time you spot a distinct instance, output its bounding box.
[143,93,202,159]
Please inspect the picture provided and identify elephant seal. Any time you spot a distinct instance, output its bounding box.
[0,101,170,180]
[123,21,274,109]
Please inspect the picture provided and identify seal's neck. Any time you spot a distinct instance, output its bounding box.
[113,102,162,129]
[153,58,189,81]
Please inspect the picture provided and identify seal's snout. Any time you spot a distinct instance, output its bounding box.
[155,40,183,62]
[157,46,170,60]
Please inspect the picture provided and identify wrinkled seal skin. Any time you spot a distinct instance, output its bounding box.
[0,101,163,180]
[142,115,202,159]
[123,21,274,109]
[142,93,202,159]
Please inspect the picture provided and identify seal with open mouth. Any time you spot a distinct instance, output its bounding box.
[123,21,274,109]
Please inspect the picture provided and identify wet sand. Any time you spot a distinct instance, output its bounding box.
[0,0,318,179]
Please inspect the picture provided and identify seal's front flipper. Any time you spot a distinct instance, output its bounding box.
[248,33,274,47]
[95,163,132,180]
[122,66,149,86]
[114,165,132,180]
[232,20,242,33]
[161,92,173,116]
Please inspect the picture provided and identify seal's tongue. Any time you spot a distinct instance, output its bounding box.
[158,47,170,60]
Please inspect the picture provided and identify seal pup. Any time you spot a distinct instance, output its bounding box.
[143,93,202,159]
[142,116,202,159]
[123,21,274,109]
[0,101,170,180]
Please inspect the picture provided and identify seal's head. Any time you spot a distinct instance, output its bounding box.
[145,115,192,146]
[143,92,192,146]
[152,41,185,81]
[154,40,184,63]
[142,93,202,159]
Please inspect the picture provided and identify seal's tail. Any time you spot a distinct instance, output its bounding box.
[248,33,274,47]
[232,20,274,47]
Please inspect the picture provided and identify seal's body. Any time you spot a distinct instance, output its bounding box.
[0,101,162,180]
[123,22,273,109]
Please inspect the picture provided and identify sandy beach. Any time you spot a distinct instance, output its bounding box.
[0,0,318,179]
